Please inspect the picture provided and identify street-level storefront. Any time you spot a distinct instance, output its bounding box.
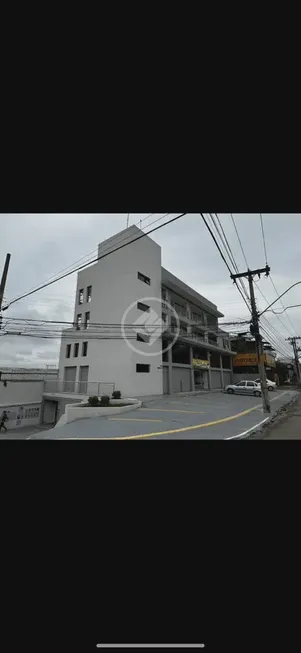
[193,357,209,390]
[232,352,276,382]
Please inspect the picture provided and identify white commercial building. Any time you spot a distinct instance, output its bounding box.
[56,225,236,399]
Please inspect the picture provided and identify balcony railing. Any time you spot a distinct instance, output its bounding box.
[191,312,206,325]
[171,302,189,319]
[43,380,115,396]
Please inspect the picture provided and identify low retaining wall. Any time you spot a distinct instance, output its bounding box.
[64,398,142,425]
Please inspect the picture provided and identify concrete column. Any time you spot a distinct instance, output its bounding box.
[220,354,224,389]
[230,355,234,384]
[167,344,173,394]
[207,351,211,390]
[189,346,195,392]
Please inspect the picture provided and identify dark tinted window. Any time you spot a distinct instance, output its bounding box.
[138,272,151,285]
[82,341,88,356]
[137,302,150,312]
[137,333,150,343]
[136,364,150,373]
[74,343,79,357]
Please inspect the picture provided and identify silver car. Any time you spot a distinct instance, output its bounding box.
[225,380,262,397]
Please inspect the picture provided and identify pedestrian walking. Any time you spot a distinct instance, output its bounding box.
[0,410,8,433]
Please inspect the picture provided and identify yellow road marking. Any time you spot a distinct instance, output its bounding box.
[108,418,162,422]
[138,408,205,414]
[58,404,261,440]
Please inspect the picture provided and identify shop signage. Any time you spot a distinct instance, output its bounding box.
[193,358,209,369]
[233,352,276,367]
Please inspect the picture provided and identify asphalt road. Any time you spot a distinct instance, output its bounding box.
[27,389,299,440]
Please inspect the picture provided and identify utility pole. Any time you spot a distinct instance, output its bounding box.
[0,254,11,330]
[286,337,301,384]
[231,265,271,413]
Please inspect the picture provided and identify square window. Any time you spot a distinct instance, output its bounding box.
[137,272,151,285]
[137,333,150,343]
[137,302,150,312]
[136,363,150,373]
[78,289,84,305]
[82,341,88,356]
[74,343,79,357]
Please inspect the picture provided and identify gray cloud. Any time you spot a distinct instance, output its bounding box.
[1,213,300,365]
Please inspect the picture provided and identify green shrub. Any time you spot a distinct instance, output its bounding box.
[100,395,110,407]
[112,390,121,399]
[88,396,99,407]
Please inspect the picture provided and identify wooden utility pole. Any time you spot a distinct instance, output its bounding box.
[231,265,271,413]
[0,254,11,327]
[286,337,301,383]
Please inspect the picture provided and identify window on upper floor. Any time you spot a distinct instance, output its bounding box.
[76,314,82,330]
[82,341,88,356]
[138,272,151,285]
[136,363,150,373]
[78,289,84,305]
[86,286,92,303]
[137,333,150,343]
[74,343,79,358]
[137,302,150,312]
[66,344,71,358]
[84,312,90,329]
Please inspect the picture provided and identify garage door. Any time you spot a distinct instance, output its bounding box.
[210,370,222,389]
[64,366,77,392]
[223,371,231,387]
[163,367,169,394]
[172,367,191,393]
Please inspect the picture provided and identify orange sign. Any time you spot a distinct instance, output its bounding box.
[233,352,276,367]
[233,353,258,366]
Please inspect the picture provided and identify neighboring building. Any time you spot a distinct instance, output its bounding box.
[0,367,59,430]
[0,366,58,381]
[230,335,277,382]
[56,225,236,398]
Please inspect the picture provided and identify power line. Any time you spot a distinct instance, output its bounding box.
[5,213,162,305]
[259,214,268,265]
[254,280,295,338]
[269,276,298,336]
[258,280,301,317]
[212,213,251,306]
[200,214,251,314]
[2,214,185,312]
[230,214,249,269]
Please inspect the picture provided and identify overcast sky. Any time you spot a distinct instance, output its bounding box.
[1,213,300,366]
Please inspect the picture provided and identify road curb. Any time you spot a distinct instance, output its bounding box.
[247,392,301,440]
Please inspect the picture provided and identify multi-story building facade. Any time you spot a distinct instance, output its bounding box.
[57,225,236,398]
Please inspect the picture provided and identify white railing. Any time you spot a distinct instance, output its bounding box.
[43,380,115,396]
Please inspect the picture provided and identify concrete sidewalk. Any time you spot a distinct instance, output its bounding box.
[263,392,301,439]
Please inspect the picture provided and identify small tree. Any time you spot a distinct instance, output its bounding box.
[100,395,110,407]
[88,396,99,407]
[112,390,121,399]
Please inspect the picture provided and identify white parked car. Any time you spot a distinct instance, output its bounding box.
[225,380,262,397]
[254,378,276,391]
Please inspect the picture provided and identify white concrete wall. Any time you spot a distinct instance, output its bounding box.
[58,225,164,397]
[0,380,44,406]
[2,403,41,430]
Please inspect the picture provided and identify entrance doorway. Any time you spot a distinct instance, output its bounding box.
[194,369,207,390]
